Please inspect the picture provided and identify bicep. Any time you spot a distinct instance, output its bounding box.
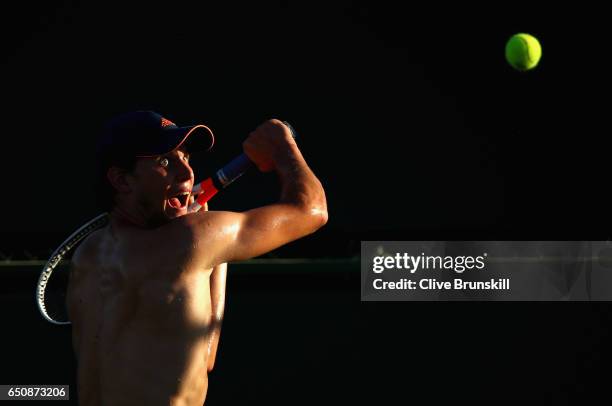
[200,204,316,263]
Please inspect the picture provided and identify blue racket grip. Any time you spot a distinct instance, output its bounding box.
[213,121,298,189]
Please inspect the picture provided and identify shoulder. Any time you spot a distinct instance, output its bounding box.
[69,227,112,288]
[170,210,245,239]
[72,227,106,269]
[162,210,246,266]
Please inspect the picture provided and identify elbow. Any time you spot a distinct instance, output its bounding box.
[317,207,329,228]
[307,205,328,232]
[309,189,328,230]
[294,184,328,233]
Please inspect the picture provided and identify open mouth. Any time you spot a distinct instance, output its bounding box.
[167,192,190,209]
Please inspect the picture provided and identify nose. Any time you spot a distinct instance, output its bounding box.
[175,158,194,184]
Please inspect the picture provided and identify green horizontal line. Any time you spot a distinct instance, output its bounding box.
[0,258,360,267]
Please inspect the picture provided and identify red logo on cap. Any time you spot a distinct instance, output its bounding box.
[161,117,175,128]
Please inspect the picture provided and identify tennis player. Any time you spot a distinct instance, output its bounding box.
[66,111,327,405]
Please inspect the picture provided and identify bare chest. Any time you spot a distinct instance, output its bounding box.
[134,268,213,332]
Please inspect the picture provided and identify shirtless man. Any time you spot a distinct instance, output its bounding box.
[66,111,328,405]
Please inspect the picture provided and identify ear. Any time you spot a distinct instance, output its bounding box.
[106,166,133,194]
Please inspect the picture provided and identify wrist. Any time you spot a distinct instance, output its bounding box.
[272,141,302,169]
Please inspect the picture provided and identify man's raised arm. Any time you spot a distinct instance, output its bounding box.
[187,119,328,266]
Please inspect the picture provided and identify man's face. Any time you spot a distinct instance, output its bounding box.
[126,147,195,224]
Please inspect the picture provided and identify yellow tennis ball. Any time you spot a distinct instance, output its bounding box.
[505,33,542,71]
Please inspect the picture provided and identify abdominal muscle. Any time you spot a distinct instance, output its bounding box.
[92,266,214,406]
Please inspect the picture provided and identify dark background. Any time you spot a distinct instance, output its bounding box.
[1,1,611,405]
[1,1,609,257]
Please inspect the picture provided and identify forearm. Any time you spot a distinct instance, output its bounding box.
[275,143,327,220]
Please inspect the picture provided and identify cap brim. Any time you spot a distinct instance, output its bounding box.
[136,124,215,157]
[173,124,215,153]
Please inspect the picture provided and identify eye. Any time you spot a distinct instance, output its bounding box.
[159,158,169,167]
[182,154,190,162]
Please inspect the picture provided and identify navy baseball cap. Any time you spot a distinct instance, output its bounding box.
[97,111,215,158]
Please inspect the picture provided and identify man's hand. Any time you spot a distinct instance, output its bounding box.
[242,119,297,173]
